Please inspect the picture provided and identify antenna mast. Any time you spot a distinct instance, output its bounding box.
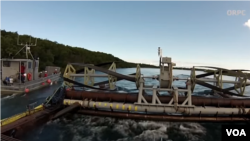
[13,35,37,60]
[158,47,162,66]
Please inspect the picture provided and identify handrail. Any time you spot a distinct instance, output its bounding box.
[24,74,61,89]
[1,73,61,90]
[44,84,64,106]
[24,73,61,85]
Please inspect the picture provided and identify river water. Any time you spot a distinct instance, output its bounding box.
[1,68,249,141]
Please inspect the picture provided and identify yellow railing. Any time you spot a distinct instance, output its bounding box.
[0,105,44,126]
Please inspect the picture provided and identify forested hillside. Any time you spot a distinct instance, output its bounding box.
[1,30,157,71]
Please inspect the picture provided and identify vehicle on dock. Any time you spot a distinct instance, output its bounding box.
[1,36,61,96]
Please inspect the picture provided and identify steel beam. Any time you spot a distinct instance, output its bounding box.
[69,74,152,78]
[68,74,250,84]
[136,78,193,108]
[195,66,250,80]
[108,62,117,90]
[70,63,136,82]
[196,78,250,84]
[234,75,248,95]
[84,66,95,86]
[135,64,141,89]
[213,69,223,88]
[63,64,76,87]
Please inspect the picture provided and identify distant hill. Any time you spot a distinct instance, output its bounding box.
[1,30,207,72]
[1,30,159,71]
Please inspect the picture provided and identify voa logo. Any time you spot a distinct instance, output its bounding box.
[226,129,246,136]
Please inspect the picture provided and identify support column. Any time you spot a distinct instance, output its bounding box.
[187,79,192,106]
[136,77,148,104]
[173,87,178,109]
[159,57,174,89]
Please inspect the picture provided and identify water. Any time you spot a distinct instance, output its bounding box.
[1,83,61,119]
[1,68,249,141]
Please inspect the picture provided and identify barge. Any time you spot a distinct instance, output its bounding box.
[1,36,61,96]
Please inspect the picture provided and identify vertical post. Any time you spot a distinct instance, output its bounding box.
[19,61,21,90]
[152,85,157,104]
[137,78,144,104]
[32,60,35,81]
[27,105,30,115]
[187,79,192,106]
[158,47,162,66]
[108,62,116,90]
[173,87,178,109]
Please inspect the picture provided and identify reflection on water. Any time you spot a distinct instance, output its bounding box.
[1,68,249,141]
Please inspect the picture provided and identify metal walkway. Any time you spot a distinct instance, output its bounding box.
[1,134,23,141]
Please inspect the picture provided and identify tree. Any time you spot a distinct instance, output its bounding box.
[1,30,158,71]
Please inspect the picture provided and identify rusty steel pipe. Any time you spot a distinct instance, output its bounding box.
[76,109,250,122]
[65,90,250,108]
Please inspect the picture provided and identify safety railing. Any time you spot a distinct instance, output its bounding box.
[1,73,61,91]
[44,84,64,107]
[0,104,44,126]
[24,73,61,85]
[24,73,61,90]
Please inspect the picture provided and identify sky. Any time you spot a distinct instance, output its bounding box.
[1,1,250,69]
